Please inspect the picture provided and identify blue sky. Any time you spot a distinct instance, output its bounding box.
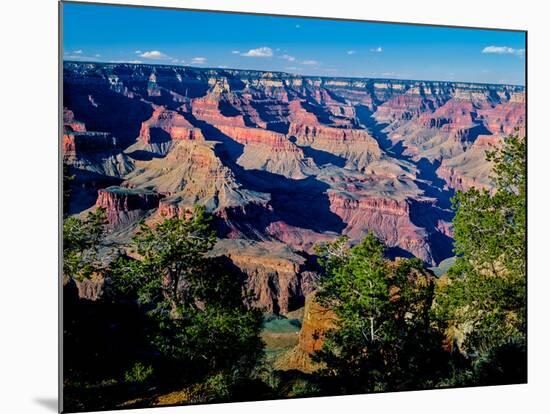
[63,2,526,85]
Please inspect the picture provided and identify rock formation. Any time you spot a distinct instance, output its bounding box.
[274,294,337,372]
[63,61,525,314]
[95,186,162,228]
[212,239,318,314]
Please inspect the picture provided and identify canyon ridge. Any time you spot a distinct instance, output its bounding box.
[63,61,525,315]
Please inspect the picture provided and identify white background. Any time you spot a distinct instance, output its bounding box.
[1,0,548,413]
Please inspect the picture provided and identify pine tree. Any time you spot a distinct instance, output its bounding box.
[108,206,264,400]
[313,234,446,392]
[435,134,526,385]
[63,207,107,281]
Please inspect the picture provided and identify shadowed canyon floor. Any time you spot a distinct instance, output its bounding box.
[64,61,525,315]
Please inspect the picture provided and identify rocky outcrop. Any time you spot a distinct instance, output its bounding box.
[63,108,86,133]
[265,220,334,254]
[191,94,247,127]
[437,134,501,191]
[478,100,525,136]
[218,126,318,179]
[74,272,104,301]
[375,94,436,124]
[212,239,318,314]
[63,109,134,178]
[125,139,270,216]
[289,123,381,171]
[139,106,204,144]
[63,106,139,201]
[96,186,162,227]
[286,100,382,171]
[63,131,118,157]
[296,294,337,354]
[328,192,433,264]
[385,98,490,161]
[63,108,116,156]
[274,294,337,372]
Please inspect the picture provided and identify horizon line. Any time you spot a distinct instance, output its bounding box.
[63,59,526,88]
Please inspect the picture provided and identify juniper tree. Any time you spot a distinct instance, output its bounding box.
[435,134,527,385]
[108,206,264,400]
[313,234,446,392]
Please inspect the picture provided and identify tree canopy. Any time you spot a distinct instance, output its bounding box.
[434,134,526,385]
[107,206,265,400]
[63,207,107,281]
[313,234,446,393]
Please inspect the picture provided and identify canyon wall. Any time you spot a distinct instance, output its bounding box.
[63,62,525,313]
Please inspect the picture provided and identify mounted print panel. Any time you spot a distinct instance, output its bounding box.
[60,1,526,412]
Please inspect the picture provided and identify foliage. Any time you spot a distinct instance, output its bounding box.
[63,207,108,281]
[124,362,154,384]
[435,133,526,385]
[284,377,321,398]
[313,233,447,393]
[108,206,264,394]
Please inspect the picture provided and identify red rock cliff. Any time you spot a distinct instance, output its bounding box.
[96,186,162,227]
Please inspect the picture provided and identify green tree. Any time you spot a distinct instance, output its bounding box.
[435,134,526,385]
[63,207,108,281]
[313,234,446,393]
[108,206,264,400]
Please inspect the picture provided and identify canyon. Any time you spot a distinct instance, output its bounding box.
[63,61,525,315]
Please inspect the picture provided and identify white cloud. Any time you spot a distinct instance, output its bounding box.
[281,54,296,62]
[301,60,318,65]
[370,46,383,53]
[64,52,99,61]
[134,50,142,54]
[347,50,356,55]
[482,45,525,56]
[241,47,273,57]
[109,59,143,64]
[231,50,240,54]
[191,57,206,64]
[73,49,83,54]
[139,50,169,59]
[95,54,101,57]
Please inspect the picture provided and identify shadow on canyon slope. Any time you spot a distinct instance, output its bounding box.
[355,104,456,263]
[385,245,416,261]
[64,66,455,262]
[415,157,454,209]
[182,112,346,235]
[247,100,292,134]
[288,135,347,168]
[63,82,153,148]
[66,167,123,215]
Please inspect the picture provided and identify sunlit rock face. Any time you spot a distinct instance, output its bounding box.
[63,62,525,313]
